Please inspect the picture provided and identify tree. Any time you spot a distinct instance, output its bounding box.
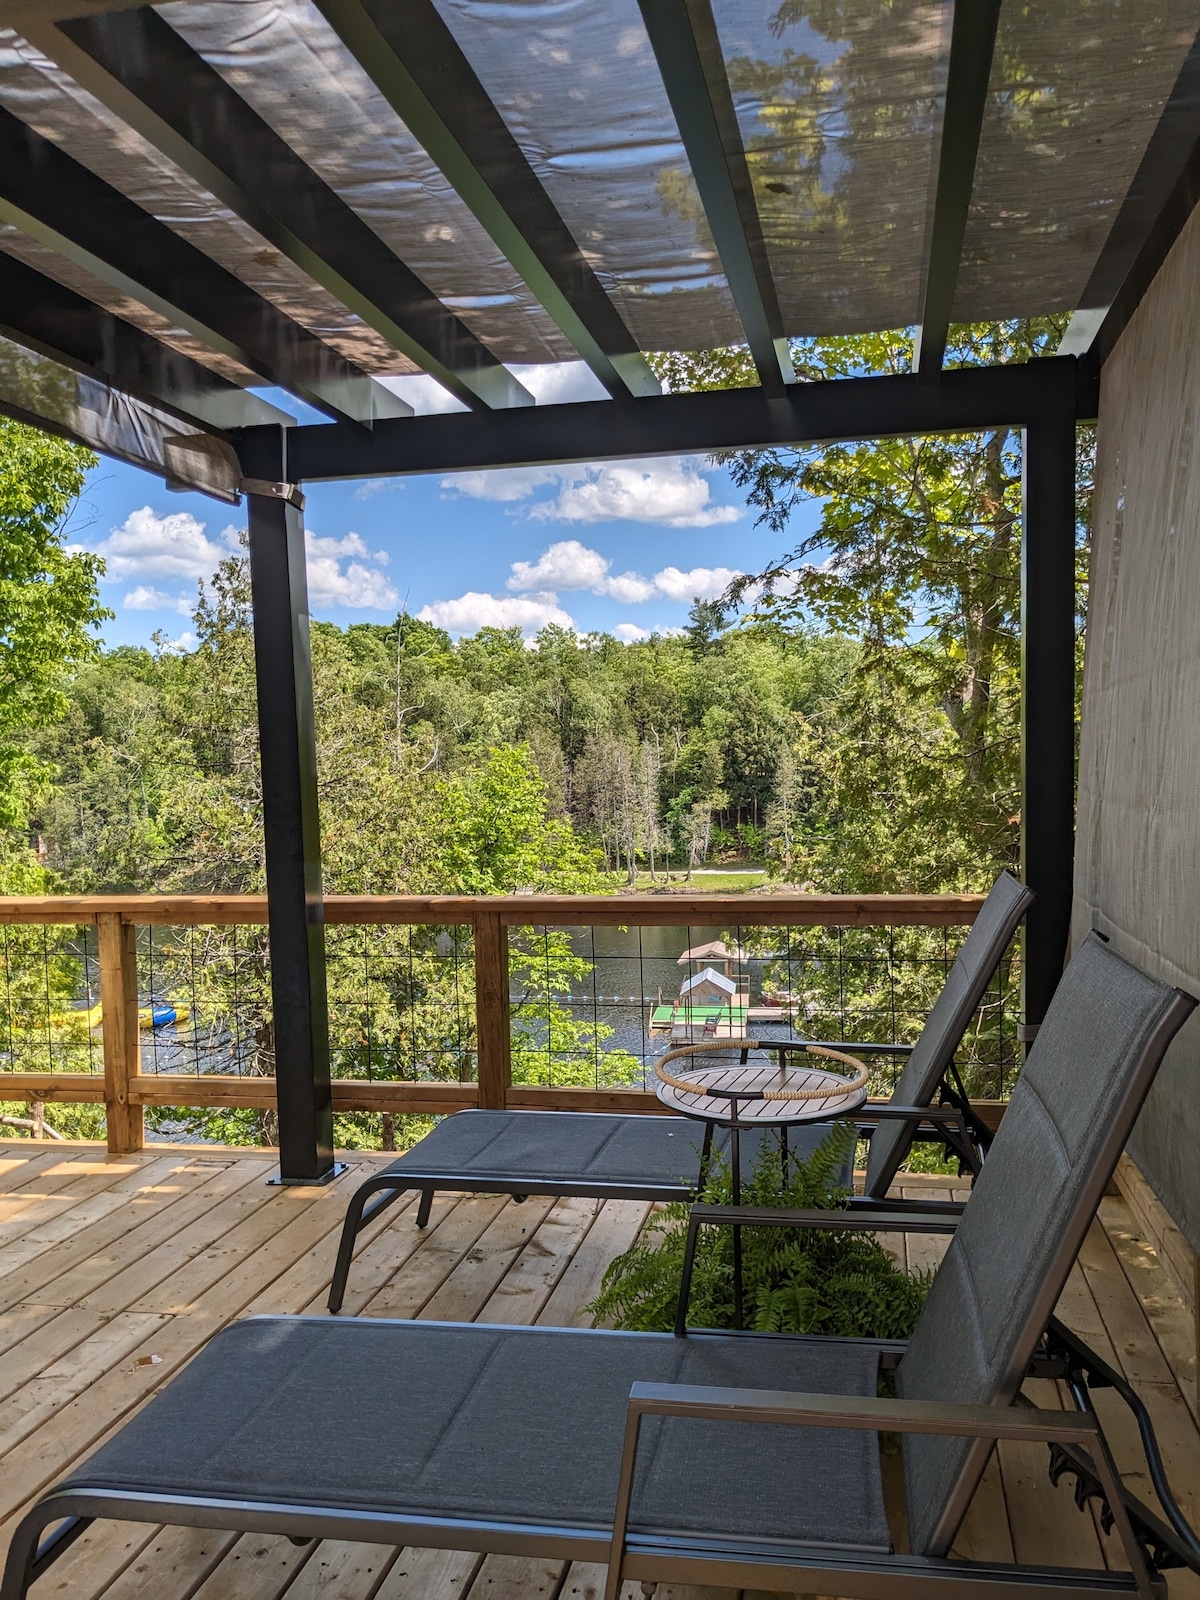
[652,320,1093,891]
[685,800,712,879]
[683,598,728,657]
[0,420,106,829]
[766,738,799,880]
[634,735,663,880]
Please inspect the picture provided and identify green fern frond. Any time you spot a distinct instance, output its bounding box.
[587,1121,931,1341]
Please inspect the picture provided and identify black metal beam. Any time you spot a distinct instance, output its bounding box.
[34,9,532,414]
[0,108,407,427]
[0,250,290,433]
[1020,399,1078,1037]
[241,431,337,1185]
[637,0,793,397]
[310,0,660,404]
[262,355,1098,483]
[914,0,1002,383]
[1061,25,1200,372]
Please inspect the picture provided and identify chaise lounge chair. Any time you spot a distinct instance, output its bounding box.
[326,868,1033,1312]
[7,930,1197,1600]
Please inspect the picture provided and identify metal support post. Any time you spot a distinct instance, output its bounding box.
[243,430,340,1183]
[1021,403,1078,1041]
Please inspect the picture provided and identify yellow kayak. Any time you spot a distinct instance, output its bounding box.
[46,1002,190,1031]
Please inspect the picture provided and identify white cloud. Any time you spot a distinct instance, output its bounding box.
[507,539,610,593]
[158,630,197,655]
[124,585,193,615]
[653,565,741,602]
[531,460,742,528]
[508,362,609,405]
[444,465,561,504]
[381,360,606,417]
[505,540,740,607]
[378,374,469,415]
[90,507,396,612]
[352,478,405,502]
[614,622,650,642]
[91,507,234,582]
[304,531,399,610]
[417,591,573,636]
[604,570,658,603]
[444,455,741,530]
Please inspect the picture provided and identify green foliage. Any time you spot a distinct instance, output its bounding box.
[589,1124,930,1338]
[0,419,107,827]
[434,745,602,894]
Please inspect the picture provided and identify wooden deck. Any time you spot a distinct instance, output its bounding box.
[0,1140,1195,1600]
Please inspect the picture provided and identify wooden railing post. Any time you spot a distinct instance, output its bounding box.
[96,912,143,1155]
[474,908,511,1109]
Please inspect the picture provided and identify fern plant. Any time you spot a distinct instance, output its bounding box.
[588,1122,931,1338]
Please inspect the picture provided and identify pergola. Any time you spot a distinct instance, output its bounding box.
[0,0,1196,1183]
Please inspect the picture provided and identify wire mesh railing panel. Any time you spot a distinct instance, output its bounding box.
[510,921,1020,1097]
[137,924,272,1080]
[134,922,480,1086]
[0,922,99,1078]
[325,923,476,1084]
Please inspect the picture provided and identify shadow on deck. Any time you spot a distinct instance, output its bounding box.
[0,1140,1195,1600]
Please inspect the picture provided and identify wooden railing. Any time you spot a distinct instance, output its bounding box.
[0,893,988,1155]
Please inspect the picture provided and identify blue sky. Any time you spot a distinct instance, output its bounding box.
[64,363,822,650]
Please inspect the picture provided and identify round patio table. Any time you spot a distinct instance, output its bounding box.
[653,1039,869,1327]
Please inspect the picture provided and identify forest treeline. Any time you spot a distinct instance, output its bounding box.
[22,574,988,900]
[10,318,1091,903]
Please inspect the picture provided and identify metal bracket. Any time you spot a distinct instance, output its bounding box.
[266,1162,347,1187]
[241,478,306,511]
[1016,1021,1040,1042]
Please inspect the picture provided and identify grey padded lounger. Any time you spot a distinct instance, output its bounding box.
[9,932,1196,1600]
[326,869,1033,1313]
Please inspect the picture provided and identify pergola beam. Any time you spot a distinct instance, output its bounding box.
[0,109,408,427]
[266,355,1098,483]
[310,0,661,404]
[914,0,1001,383]
[638,0,794,396]
[0,0,180,22]
[33,9,532,414]
[1059,24,1200,370]
[0,250,291,433]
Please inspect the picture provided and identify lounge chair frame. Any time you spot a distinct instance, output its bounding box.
[4,1317,1196,1600]
[326,1065,984,1314]
[327,870,1030,1312]
[16,929,1189,1600]
[607,1377,1159,1600]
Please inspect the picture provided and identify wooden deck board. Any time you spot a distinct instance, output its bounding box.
[0,1139,1189,1600]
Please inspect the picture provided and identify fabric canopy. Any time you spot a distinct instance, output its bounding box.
[0,0,1196,489]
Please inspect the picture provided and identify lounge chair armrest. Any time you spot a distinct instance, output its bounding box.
[687,1203,960,1233]
[606,1386,1124,1600]
[849,1196,967,1215]
[624,1382,1099,1441]
[854,1103,967,1123]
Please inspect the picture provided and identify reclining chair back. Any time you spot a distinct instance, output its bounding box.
[896,933,1194,1556]
[864,870,1034,1197]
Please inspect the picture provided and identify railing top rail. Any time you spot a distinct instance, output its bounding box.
[0,892,986,928]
